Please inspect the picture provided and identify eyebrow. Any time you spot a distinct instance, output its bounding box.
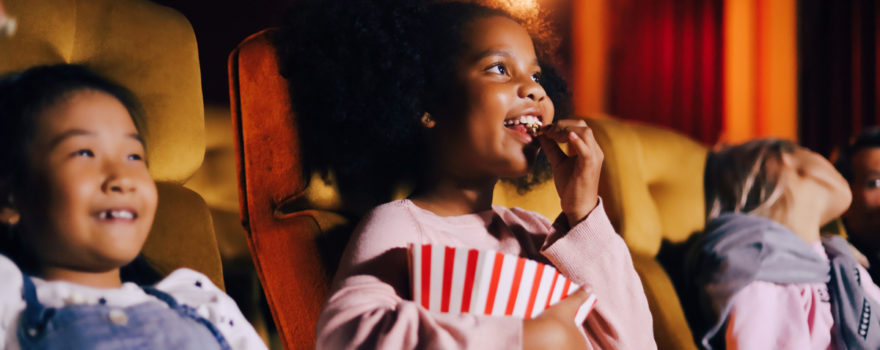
[473,49,539,66]
[49,129,146,149]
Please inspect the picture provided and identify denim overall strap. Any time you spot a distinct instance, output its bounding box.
[143,286,232,350]
[18,273,54,338]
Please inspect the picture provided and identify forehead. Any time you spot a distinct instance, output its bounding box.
[460,15,537,59]
[852,148,880,170]
[35,90,137,137]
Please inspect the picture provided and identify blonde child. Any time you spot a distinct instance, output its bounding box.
[0,64,266,349]
[277,0,656,349]
[687,139,880,349]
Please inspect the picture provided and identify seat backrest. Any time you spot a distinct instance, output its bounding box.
[0,0,223,286]
[590,116,707,349]
[230,28,329,349]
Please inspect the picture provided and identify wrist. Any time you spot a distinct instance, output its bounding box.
[563,197,599,226]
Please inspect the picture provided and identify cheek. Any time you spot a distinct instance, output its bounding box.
[543,99,556,124]
[30,167,93,224]
[865,189,880,207]
[470,85,513,117]
[142,179,158,217]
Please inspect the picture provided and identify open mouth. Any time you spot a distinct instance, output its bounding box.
[503,115,544,137]
[95,209,138,220]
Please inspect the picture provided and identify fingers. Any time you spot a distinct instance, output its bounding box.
[538,135,566,166]
[564,287,592,304]
[551,287,597,325]
[539,123,601,160]
[574,291,597,326]
[539,123,589,144]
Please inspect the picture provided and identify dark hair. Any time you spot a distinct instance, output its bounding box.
[835,128,880,182]
[277,0,571,207]
[0,64,145,266]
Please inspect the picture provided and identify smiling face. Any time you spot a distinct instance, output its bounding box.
[17,90,157,277]
[431,15,555,181]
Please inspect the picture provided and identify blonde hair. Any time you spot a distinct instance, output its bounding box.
[705,139,797,221]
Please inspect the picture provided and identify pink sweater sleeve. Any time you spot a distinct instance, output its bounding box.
[315,203,524,350]
[539,203,657,350]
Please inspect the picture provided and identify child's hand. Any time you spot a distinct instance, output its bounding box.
[523,287,593,350]
[538,119,604,226]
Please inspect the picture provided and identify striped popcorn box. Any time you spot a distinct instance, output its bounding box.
[409,244,597,319]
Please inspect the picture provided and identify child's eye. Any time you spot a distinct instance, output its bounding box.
[73,149,94,158]
[868,179,880,189]
[487,63,507,75]
[127,153,144,161]
[531,72,542,83]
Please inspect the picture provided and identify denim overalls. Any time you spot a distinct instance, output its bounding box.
[16,273,231,349]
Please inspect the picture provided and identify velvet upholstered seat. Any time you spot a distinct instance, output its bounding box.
[0,0,223,287]
[230,28,706,349]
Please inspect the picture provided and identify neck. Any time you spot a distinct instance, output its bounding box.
[777,206,822,243]
[39,267,122,289]
[410,174,497,216]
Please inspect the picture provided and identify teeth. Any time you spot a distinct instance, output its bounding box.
[113,210,134,219]
[503,115,543,128]
[98,210,135,220]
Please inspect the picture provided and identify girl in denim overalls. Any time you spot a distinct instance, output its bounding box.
[0,64,266,349]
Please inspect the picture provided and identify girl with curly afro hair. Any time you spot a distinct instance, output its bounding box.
[277,1,655,348]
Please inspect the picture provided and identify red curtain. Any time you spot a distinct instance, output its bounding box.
[606,0,724,145]
[798,0,880,156]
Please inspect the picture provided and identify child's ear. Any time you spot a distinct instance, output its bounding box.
[0,207,19,226]
[421,112,436,129]
[0,194,20,226]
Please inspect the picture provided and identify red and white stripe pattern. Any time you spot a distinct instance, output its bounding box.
[409,244,595,319]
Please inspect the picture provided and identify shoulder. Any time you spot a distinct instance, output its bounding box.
[155,269,267,349]
[493,206,553,231]
[352,199,423,248]
[0,254,23,304]
[154,268,218,294]
[360,200,419,226]
[0,255,24,348]
[0,254,22,288]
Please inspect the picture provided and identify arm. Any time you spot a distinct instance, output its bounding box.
[155,268,267,350]
[723,281,816,350]
[540,203,656,350]
[536,120,655,349]
[316,204,523,350]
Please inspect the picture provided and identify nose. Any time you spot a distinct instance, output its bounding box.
[101,161,136,194]
[519,77,547,102]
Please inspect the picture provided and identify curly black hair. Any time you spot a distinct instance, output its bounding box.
[277,0,572,206]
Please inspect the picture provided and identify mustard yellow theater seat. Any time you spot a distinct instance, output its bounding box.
[495,116,707,349]
[0,0,223,287]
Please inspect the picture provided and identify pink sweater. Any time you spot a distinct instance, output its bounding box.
[724,242,880,349]
[316,199,656,349]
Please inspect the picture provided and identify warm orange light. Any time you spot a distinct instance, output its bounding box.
[755,0,797,141]
[571,0,606,117]
[486,0,540,19]
[723,0,798,144]
[723,0,756,144]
